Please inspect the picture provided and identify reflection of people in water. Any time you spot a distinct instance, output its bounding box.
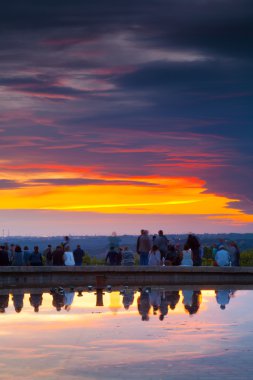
[122,290,135,310]
[12,293,24,313]
[159,290,169,320]
[137,290,151,321]
[215,289,231,310]
[64,290,75,311]
[0,294,9,313]
[51,288,65,311]
[166,291,180,310]
[149,288,161,315]
[182,289,193,307]
[29,293,43,312]
[184,291,202,315]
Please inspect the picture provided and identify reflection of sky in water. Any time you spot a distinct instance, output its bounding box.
[0,289,253,379]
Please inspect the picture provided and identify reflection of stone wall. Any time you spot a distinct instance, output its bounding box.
[1,266,253,289]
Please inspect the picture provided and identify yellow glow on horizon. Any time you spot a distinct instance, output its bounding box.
[0,170,252,224]
[42,199,200,210]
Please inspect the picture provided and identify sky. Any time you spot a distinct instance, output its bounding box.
[0,0,253,235]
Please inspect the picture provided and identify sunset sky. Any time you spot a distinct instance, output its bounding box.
[0,0,252,235]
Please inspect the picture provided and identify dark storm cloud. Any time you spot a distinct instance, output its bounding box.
[117,61,251,90]
[0,0,252,60]
[29,178,157,187]
[0,179,23,189]
[115,59,253,125]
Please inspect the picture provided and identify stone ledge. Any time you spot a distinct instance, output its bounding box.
[0,266,253,273]
[1,266,253,289]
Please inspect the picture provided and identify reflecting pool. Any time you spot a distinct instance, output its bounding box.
[0,287,253,379]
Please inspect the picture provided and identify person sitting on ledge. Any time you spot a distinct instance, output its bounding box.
[121,246,135,266]
[148,245,161,266]
[63,245,75,266]
[12,245,24,266]
[180,244,193,266]
[52,246,64,266]
[0,245,10,266]
[23,246,31,266]
[30,246,43,266]
[214,244,231,267]
[185,233,201,266]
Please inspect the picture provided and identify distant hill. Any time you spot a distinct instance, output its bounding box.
[1,233,253,258]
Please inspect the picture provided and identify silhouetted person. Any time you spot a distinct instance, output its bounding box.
[30,246,43,266]
[153,230,169,260]
[29,293,43,312]
[136,230,152,266]
[23,246,31,266]
[3,243,11,264]
[115,248,122,265]
[229,242,240,266]
[9,244,15,264]
[43,245,53,265]
[186,234,201,266]
[11,245,24,266]
[73,245,85,266]
[165,243,178,265]
[0,245,10,266]
[52,246,64,266]
[105,246,118,265]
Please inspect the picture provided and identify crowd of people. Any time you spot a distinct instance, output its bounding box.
[106,230,241,267]
[0,232,241,267]
[0,236,85,267]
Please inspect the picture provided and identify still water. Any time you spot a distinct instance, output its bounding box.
[0,287,253,380]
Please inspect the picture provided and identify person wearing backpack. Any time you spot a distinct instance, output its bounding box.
[29,246,43,266]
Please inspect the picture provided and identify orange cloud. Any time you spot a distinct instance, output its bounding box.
[1,160,253,225]
[0,166,253,225]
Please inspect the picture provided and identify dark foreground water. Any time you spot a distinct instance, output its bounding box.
[0,287,253,380]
